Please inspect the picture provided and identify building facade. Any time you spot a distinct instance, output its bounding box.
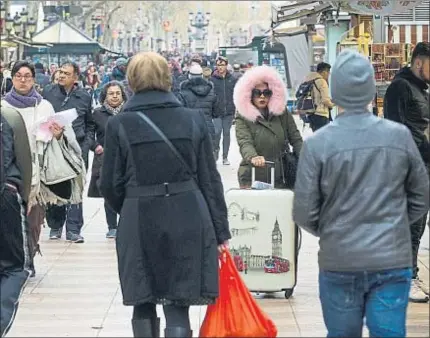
[385,0,430,44]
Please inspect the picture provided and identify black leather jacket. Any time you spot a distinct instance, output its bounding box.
[384,67,430,165]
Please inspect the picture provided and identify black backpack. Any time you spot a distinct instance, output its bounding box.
[295,79,321,114]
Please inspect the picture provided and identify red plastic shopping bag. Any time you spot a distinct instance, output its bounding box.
[199,250,278,337]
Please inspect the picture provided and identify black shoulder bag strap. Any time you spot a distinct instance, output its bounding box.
[135,111,194,176]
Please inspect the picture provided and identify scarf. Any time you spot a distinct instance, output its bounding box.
[4,87,43,109]
[103,101,124,115]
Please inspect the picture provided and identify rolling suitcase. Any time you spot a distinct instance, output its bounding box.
[225,163,301,299]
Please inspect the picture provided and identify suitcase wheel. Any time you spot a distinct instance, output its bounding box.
[284,288,294,299]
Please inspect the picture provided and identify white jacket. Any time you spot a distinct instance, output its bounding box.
[1,99,85,206]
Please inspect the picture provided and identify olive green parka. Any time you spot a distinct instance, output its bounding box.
[233,65,303,188]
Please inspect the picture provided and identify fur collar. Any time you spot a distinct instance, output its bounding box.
[233,65,287,122]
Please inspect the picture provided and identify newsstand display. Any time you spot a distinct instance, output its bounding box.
[370,43,412,116]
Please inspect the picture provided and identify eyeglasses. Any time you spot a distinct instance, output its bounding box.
[107,91,122,97]
[14,74,34,81]
[252,89,273,98]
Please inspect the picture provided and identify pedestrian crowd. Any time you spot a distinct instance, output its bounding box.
[0,41,429,337]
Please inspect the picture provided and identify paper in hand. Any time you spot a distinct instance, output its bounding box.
[50,108,78,127]
[34,108,78,142]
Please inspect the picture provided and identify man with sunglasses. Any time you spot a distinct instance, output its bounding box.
[211,56,238,165]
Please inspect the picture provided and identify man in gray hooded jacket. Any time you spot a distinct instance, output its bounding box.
[293,50,429,337]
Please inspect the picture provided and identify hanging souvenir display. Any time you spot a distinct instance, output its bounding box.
[329,0,423,15]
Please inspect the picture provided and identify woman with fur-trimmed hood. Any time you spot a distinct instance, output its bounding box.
[234,65,303,188]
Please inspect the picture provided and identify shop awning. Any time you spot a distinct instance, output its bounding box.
[0,34,53,48]
[272,1,332,25]
[99,44,125,56]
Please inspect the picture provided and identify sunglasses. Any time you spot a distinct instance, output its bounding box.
[252,89,273,98]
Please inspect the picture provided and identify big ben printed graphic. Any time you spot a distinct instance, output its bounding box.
[272,218,282,257]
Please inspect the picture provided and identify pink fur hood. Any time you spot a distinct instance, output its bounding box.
[233,65,287,122]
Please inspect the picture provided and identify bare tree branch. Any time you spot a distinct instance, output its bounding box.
[81,1,106,22]
[102,4,122,45]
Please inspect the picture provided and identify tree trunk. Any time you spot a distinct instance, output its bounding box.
[102,4,122,47]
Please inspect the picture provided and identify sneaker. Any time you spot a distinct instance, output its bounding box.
[66,232,84,243]
[417,278,429,295]
[409,279,429,303]
[49,228,62,240]
[223,158,230,165]
[106,229,117,238]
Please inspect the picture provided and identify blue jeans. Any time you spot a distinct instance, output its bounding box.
[319,268,412,338]
[46,203,83,234]
[104,200,117,230]
[213,115,234,159]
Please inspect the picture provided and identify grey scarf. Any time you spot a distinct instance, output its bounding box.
[103,101,124,115]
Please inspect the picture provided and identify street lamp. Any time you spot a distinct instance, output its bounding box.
[0,1,5,18]
[126,30,131,53]
[173,29,179,49]
[216,30,221,47]
[189,11,210,52]
[189,11,210,28]
[136,27,142,51]
[12,8,36,39]
[4,12,13,33]
[0,0,6,34]
[118,30,124,51]
[91,15,97,39]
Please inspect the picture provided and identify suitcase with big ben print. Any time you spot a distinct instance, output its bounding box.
[225,163,301,299]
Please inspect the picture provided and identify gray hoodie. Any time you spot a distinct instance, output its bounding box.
[293,51,429,271]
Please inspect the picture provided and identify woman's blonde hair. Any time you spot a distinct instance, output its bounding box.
[127,52,172,93]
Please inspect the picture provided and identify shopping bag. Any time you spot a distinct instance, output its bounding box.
[199,250,278,337]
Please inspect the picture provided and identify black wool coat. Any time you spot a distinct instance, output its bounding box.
[88,105,118,198]
[99,90,231,306]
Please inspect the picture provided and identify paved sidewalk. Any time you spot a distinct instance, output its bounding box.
[8,121,430,337]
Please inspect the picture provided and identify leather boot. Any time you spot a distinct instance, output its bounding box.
[132,317,160,337]
[164,327,192,337]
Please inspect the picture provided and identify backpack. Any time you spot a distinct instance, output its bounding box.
[0,103,32,202]
[295,79,321,115]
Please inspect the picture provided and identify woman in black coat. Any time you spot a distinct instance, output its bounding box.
[99,52,231,338]
[88,81,127,239]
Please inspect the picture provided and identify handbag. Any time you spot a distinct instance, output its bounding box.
[280,114,299,190]
[282,150,298,190]
[135,111,195,177]
[200,250,278,337]
[41,137,82,185]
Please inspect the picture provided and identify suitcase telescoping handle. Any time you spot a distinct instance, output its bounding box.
[251,160,275,188]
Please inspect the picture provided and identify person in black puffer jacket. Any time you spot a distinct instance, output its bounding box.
[179,64,216,147]
[384,42,430,303]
